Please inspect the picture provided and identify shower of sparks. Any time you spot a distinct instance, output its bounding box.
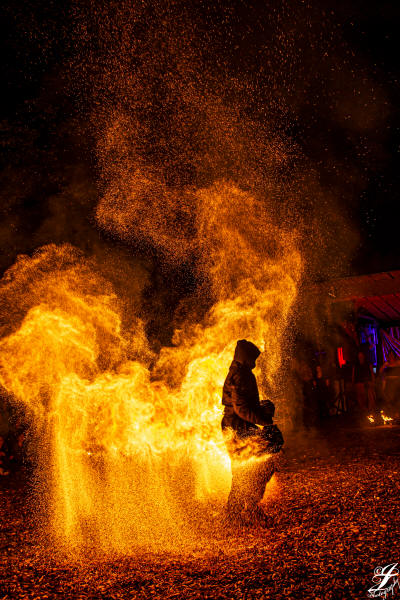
[0,0,385,564]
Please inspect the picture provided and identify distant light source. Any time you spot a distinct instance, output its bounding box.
[337,347,346,368]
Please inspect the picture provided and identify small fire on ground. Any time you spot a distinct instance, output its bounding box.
[367,411,394,425]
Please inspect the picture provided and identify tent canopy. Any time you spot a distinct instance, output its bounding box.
[318,270,400,323]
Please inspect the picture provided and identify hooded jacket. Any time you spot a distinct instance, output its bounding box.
[221,340,274,436]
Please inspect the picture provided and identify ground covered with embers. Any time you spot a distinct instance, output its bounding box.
[1,425,400,599]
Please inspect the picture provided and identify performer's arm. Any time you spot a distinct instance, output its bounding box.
[230,373,273,426]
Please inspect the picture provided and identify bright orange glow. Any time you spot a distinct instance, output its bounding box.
[0,182,302,554]
[368,412,394,425]
[380,410,393,424]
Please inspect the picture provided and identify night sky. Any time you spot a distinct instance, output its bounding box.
[1,0,399,279]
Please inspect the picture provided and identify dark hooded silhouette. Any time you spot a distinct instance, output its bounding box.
[222,340,274,434]
[221,339,282,525]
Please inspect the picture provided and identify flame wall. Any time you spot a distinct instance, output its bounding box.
[0,177,301,553]
[0,1,313,554]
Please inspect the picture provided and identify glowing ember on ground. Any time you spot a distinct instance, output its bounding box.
[380,411,393,425]
[367,411,395,426]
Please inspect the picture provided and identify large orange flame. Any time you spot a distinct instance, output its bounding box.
[0,180,301,553]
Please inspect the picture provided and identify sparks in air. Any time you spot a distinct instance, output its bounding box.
[0,178,302,554]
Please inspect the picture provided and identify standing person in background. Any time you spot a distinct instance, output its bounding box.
[352,351,375,411]
[298,361,318,428]
[314,365,330,421]
[379,351,400,416]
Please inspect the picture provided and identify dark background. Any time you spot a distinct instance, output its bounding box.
[1,0,399,278]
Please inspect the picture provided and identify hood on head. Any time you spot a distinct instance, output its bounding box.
[233,339,261,365]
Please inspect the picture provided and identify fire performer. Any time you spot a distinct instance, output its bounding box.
[222,339,283,526]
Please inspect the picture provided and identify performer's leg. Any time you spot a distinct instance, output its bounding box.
[227,461,245,517]
[245,458,275,512]
[355,383,367,409]
[367,382,376,411]
[227,459,272,521]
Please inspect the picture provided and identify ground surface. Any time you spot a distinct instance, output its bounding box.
[1,423,400,599]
